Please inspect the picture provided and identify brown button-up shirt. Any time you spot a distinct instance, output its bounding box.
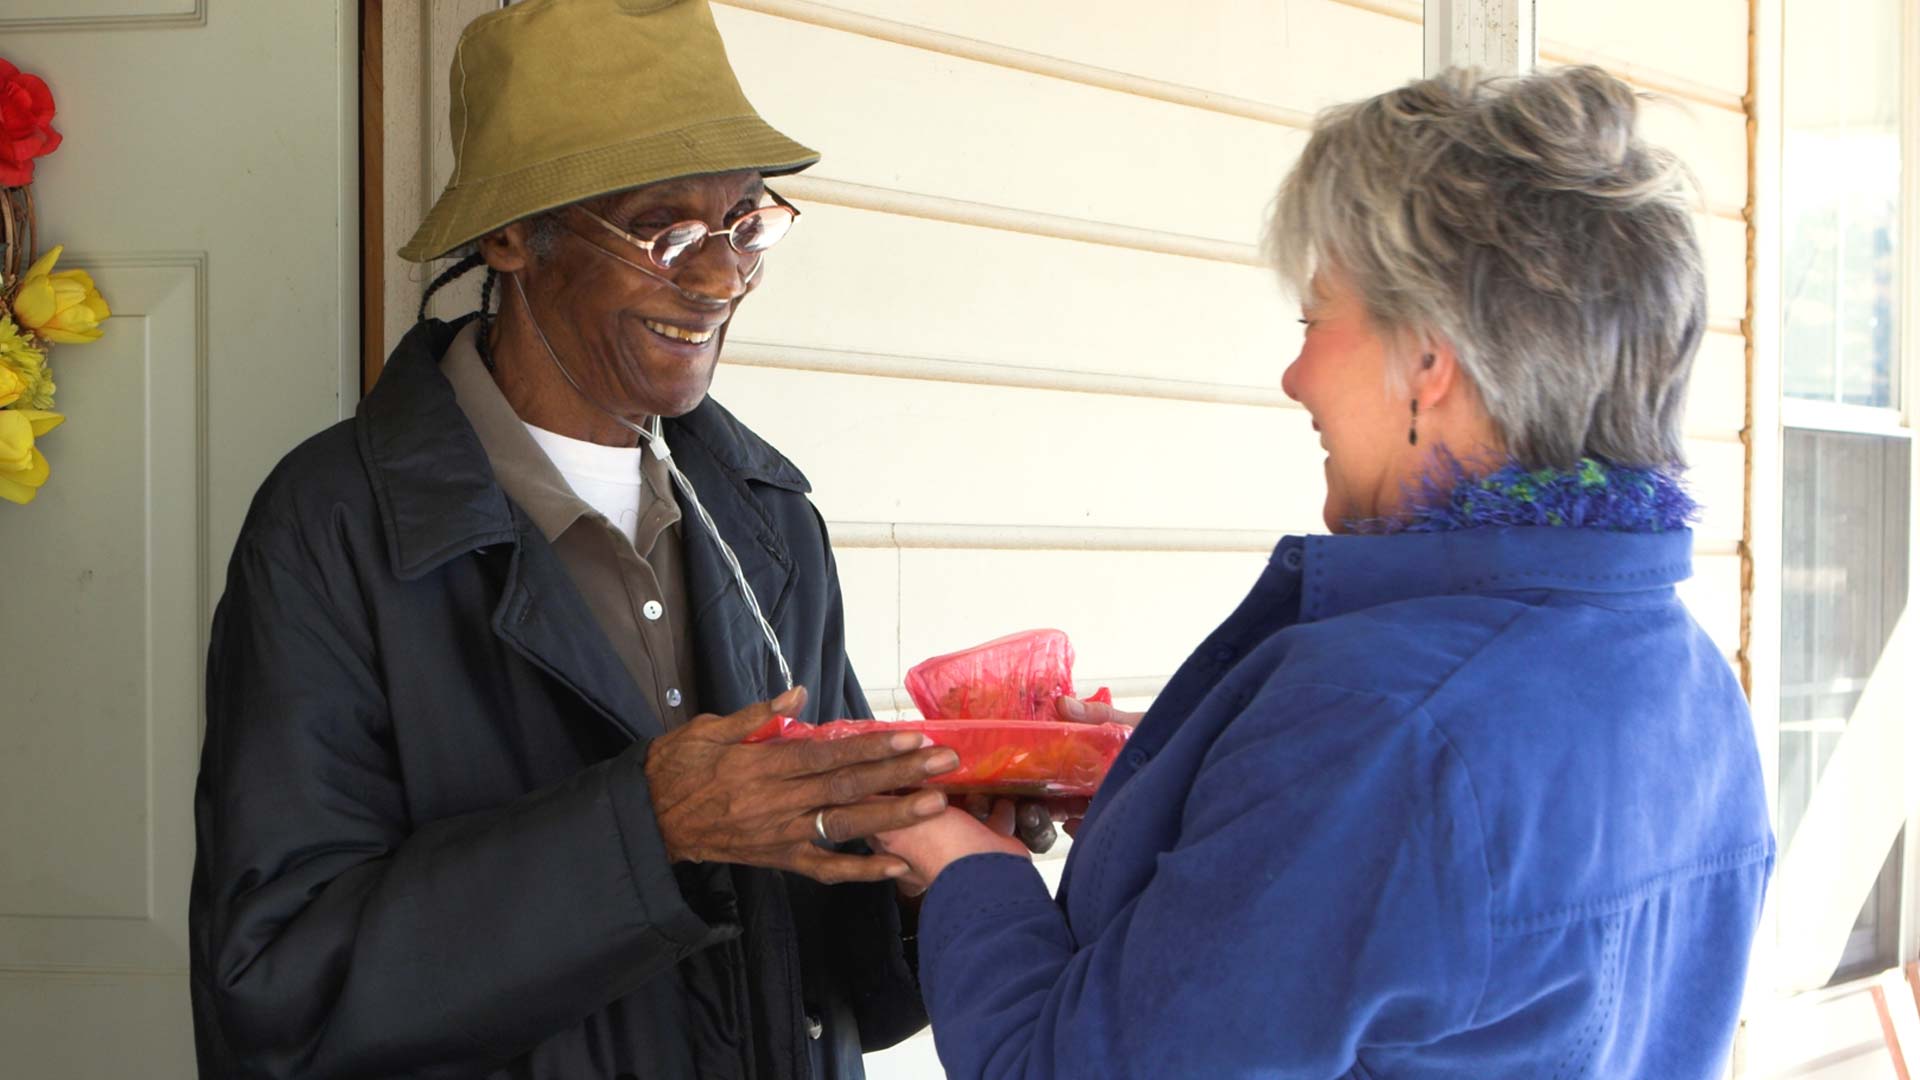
[442,324,699,728]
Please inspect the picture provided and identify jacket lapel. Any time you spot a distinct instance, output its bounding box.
[491,504,666,743]
[668,432,795,715]
[361,320,670,743]
[360,322,798,737]
[358,318,520,580]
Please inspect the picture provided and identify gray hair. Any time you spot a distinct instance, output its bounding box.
[1266,65,1707,470]
[448,211,567,262]
[525,212,566,260]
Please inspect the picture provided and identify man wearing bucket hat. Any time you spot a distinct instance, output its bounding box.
[189,2,947,1076]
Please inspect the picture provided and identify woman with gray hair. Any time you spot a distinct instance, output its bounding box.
[874,66,1772,1078]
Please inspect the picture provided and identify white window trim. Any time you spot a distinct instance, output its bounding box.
[1780,398,1911,439]
[1895,0,1920,966]
[1763,0,1920,1000]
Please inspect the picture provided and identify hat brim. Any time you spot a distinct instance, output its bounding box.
[398,114,818,263]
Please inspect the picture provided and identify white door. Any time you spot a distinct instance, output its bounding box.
[0,3,357,1076]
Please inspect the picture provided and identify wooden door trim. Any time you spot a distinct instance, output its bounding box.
[360,0,385,395]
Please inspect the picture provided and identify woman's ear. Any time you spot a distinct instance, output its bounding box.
[1410,338,1463,410]
[477,222,533,275]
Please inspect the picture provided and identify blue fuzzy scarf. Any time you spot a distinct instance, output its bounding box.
[1349,454,1697,535]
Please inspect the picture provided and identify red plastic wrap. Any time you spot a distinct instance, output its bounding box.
[904,628,1110,723]
[743,715,1132,797]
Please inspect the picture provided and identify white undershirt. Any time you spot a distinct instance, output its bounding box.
[522,421,649,544]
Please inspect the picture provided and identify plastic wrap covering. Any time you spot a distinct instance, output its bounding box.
[904,629,1111,723]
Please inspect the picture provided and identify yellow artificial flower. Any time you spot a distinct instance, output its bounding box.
[0,315,55,409]
[12,245,110,344]
[0,408,63,505]
[0,362,21,409]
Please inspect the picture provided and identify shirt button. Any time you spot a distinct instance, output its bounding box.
[1280,546,1304,571]
[666,688,683,708]
[642,599,664,621]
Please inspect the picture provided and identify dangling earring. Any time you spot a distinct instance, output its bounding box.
[1409,352,1435,446]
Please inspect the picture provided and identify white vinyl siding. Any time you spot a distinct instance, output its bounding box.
[712,0,1752,724]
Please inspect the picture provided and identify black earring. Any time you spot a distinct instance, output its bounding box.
[1409,353,1434,445]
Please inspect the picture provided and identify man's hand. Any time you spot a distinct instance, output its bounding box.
[645,686,960,884]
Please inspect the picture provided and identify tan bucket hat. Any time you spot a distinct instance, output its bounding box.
[398,0,818,263]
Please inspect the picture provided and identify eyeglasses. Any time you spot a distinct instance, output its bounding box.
[574,187,800,272]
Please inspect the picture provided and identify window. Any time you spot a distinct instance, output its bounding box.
[1777,0,1912,983]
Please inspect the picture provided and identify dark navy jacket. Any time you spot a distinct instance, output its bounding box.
[920,527,1772,1079]
[191,318,922,1079]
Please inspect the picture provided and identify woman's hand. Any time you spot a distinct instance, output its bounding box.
[874,804,1031,896]
[1054,694,1145,728]
[964,794,1062,855]
[1050,695,1147,836]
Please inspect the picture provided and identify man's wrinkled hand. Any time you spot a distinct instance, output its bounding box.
[644,686,959,884]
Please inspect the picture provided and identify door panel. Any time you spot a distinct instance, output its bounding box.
[0,6,355,1076]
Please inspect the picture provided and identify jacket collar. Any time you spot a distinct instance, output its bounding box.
[357,317,811,581]
[1294,526,1696,624]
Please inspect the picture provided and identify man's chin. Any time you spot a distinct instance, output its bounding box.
[659,391,710,419]
[622,355,718,419]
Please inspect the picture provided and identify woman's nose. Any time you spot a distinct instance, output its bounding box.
[1280,355,1303,402]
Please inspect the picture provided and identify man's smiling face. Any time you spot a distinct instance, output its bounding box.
[524,169,769,419]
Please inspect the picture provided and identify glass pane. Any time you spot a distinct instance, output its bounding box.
[1777,429,1911,849]
[1836,831,1905,983]
[1780,0,1903,408]
[1778,731,1814,849]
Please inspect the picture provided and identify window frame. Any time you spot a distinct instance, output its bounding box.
[1895,0,1920,965]
[1764,0,1920,983]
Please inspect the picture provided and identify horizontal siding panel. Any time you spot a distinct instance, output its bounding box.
[1686,331,1748,440]
[833,546,901,689]
[720,6,1305,243]
[710,365,1309,531]
[1639,99,1749,217]
[1536,0,1748,102]
[727,10,1748,236]
[1689,438,1745,547]
[731,204,1745,390]
[1679,553,1744,659]
[1701,212,1749,328]
[714,366,1749,544]
[896,547,1269,692]
[723,340,1292,408]
[701,4,1753,746]
[729,202,1296,388]
[725,0,1422,114]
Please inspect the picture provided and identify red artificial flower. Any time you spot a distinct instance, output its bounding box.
[0,58,62,187]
